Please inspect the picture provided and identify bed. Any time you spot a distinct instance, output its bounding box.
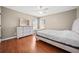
[36,19,79,53]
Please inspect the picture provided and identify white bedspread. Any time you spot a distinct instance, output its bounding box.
[36,29,79,47]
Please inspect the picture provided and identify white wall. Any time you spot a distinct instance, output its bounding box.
[41,9,77,30]
[1,7,36,39]
[77,7,79,18]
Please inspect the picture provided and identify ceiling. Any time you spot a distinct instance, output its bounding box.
[5,6,78,17]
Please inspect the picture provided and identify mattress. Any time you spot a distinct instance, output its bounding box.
[36,29,79,48]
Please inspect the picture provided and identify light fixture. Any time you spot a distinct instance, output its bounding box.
[38,11,43,14]
[35,6,48,14]
[37,6,48,10]
[37,6,43,9]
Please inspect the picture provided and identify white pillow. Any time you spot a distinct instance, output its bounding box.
[72,19,79,33]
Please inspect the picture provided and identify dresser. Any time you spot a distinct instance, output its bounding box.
[17,26,33,38]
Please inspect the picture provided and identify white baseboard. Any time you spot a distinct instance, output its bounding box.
[1,36,17,41]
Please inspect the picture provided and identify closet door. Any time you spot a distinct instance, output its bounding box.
[17,27,23,38]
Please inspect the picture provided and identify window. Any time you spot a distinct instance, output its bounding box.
[32,18,45,30]
[32,19,38,30]
[39,19,45,29]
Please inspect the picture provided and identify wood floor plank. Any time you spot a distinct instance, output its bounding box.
[0,35,68,53]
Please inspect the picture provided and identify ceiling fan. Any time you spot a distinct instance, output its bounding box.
[36,6,48,10]
[34,6,49,14]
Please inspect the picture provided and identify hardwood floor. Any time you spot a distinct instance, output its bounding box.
[0,35,68,53]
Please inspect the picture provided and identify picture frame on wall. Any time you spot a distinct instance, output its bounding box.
[19,18,29,26]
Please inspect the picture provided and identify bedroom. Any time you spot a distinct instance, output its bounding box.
[0,6,79,53]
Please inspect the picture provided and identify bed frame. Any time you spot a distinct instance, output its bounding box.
[36,35,79,53]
